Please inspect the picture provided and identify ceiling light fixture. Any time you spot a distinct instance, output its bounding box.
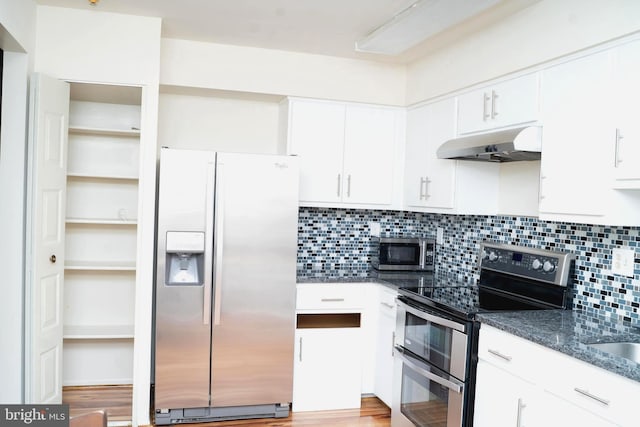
[89,0,99,5]
[355,0,502,55]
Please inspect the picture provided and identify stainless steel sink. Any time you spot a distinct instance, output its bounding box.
[588,342,640,364]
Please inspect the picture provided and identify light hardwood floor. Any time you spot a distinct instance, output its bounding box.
[63,386,391,427]
[63,385,133,422]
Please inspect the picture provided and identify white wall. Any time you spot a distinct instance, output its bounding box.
[161,38,406,106]
[34,7,162,426]
[0,0,36,53]
[407,0,640,104]
[158,90,282,154]
[34,6,161,85]
[0,0,36,405]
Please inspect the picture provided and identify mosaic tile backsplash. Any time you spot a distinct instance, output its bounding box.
[297,207,640,324]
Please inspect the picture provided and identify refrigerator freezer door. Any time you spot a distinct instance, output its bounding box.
[210,153,299,407]
[155,148,216,410]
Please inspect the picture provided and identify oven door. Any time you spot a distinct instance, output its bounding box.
[392,346,464,427]
[396,299,468,381]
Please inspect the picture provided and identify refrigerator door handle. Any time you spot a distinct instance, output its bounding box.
[213,162,225,326]
[203,160,215,325]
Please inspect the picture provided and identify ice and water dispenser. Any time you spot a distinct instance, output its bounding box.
[165,231,205,286]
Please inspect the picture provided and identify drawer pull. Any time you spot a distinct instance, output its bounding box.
[380,302,395,309]
[488,348,513,362]
[574,388,610,406]
[321,298,345,302]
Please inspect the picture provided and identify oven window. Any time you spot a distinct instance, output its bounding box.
[404,311,452,373]
[400,358,460,427]
[381,243,419,265]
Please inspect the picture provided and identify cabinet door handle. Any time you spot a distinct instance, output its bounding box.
[487,348,512,362]
[539,174,547,201]
[574,388,610,406]
[491,90,499,119]
[321,298,345,302]
[380,302,395,309]
[419,177,427,200]
[347,174,351,197]
[337,174,341,197]
[391,331,395,356]
[483,92,491,121]
[516,398,526,427]
[424,177,431,199]
[299,337,303,362]
[614,128,623,167]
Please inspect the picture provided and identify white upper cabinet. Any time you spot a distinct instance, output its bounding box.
[287,99,346,205]
[403,97,500,215]
[404,99,457,211]
[285,98,402,209]
[343,105,397,205]
[612,38,640,187]
[538,50,614,220]
[457,73,539,135]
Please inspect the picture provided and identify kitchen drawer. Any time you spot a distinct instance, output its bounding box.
[296,283,366,311]
[544,347,640,426]
[477,324,554,385]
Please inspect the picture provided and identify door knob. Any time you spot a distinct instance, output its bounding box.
[49,254,57,263]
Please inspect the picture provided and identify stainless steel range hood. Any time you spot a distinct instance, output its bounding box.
[436,126,542,162]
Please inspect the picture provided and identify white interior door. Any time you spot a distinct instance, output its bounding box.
[25,73,70,403]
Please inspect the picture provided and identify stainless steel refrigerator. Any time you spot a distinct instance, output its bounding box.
[154,148,299,424]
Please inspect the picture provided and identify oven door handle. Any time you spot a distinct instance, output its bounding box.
[396,347,464,393]
[399,300,466,333]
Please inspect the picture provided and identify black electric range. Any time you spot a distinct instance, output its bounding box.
[388,242,576,427]
[393,241,576,321]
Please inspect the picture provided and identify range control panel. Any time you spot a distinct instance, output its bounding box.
[479,242,575,286]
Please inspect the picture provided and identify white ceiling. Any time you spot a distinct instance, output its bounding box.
[35,0,538,63]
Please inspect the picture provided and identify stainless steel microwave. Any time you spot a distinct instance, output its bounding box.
[371,237,435,271]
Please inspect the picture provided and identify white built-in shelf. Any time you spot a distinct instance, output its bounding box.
[68,126,141,137]
[64,325,135,340]
[65,261,137,271]
[67,172,139,182]
[66,218,138,226]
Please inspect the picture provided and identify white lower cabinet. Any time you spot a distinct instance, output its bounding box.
[293,283,366,412]
[373,286,397,407]
[293,282,399,411]
[293,325,363,412]
[474,360,539,427]
[475,325,640,427]
[537,390,617,427]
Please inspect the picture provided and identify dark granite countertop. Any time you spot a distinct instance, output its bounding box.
[296,268,640,384]
[477,310,640,383]
[296,268,434,290]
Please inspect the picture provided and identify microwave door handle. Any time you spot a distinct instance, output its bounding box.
[396,347,463,393]
[400,301,466,333]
